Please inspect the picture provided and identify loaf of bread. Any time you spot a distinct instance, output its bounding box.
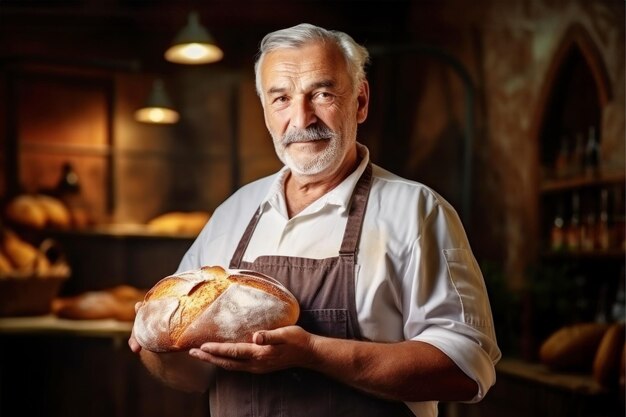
[539,322,610,371]
[147,211,211,236]
[592,322,625,386]
[3,230,40,271]
[53,285,147,322]
[133,266,300,352]
[0,251,13,275]
[5,195,47,229]
[35,195,71,229]
[6,194,71,229]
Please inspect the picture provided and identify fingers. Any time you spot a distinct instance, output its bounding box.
[128,335,142,353]
[198,342,254,359]
[253,331,267,345]
[128,329,142,353]
[253,325,304,346]
[252,326,290,345]
[189,345,254,372]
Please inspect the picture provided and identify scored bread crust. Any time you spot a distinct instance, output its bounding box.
[133,266,300,352]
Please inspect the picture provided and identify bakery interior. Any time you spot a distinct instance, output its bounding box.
[0,0,624,416]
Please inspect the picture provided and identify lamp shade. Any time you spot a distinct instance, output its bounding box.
[164,11,223,65]
[134,79,180,124]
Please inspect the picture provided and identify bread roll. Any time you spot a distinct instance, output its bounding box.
[133,266,300,352]
[3,230,39,272]
[35,195,71,229]
[593,322,626,386]
[106,284,147,302]
[539,322,610,371]
[0,251,13,275]
[6,195,47,229]
[147,211,211,236]
[53,285,146,321]
[54,291,123,320]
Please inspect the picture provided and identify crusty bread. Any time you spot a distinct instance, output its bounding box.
[133,266,300,352]
[3,230,40,271]
[0,251,13,275]
[35,195,71,229]
[147,211,211,236]
[539,322,610,371]
[5,195,47,229]
[6,194,71,229]
[593,322,625,386]
[53,285,146,322]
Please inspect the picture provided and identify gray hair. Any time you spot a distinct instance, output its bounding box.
[254,23,370,97]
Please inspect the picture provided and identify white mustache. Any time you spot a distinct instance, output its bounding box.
[281,125,336,145]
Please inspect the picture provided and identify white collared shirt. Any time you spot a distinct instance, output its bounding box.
[177,144,501,417]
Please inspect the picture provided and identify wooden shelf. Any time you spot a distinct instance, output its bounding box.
[541,172,625,193]
[0,315,132,339]
[19,140,112,157]
[541,248,626,261]
[496,357,607,396]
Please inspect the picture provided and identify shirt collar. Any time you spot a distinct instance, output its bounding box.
[261,143,371,218]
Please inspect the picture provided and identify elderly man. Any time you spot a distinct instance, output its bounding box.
[130,23,501,417]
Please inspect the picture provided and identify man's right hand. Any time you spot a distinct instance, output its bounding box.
[128,301,142,353]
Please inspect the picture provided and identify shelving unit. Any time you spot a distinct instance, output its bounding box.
[530,23,625,337]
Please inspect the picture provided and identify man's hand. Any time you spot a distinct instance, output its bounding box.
[189,325,315,374]
[128,301,142,353]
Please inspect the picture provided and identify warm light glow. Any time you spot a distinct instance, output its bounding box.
[165,43,223,64]
[134,107,180,124]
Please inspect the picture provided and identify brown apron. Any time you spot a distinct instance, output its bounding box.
[210,163,414,417]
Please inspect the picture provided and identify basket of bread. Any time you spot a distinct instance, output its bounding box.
[0,229,71,317]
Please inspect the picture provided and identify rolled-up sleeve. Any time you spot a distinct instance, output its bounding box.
[405,200,501,402]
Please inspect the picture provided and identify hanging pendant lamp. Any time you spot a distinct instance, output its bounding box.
[164,11,223,65]
[134,79,180,124]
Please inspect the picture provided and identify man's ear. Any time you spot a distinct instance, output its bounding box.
[356,81,370,124]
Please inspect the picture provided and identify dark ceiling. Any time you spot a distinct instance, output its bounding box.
[0,0,423,74]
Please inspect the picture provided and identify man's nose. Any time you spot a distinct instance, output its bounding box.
[290,97,317,129]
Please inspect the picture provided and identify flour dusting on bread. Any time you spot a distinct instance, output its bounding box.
[132,266,299,352]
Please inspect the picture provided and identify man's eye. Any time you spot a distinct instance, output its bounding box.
[314,92,334,102]
[273,96,289,104]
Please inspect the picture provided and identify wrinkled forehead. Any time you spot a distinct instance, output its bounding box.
[259,42,350,92]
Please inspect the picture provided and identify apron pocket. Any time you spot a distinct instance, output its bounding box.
[298,309,349,338]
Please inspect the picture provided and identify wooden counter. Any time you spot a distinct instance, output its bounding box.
[0,315,132,338]
[0,314,209,417]
[444,357,622,417]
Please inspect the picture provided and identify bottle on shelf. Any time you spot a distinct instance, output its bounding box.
[550,203,565,251]
[596,188,611,250]
[611,266,625,321]
[611,185,626,250]
[584,126,600,178]
[55,162,81,197]
[554,135,570,179]
[571,132,585,177]
[566,192,581,252]
[581,209,596,251]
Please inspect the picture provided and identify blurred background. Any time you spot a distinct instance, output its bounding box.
[0,0,624,416]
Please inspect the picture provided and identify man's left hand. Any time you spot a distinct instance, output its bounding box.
[189,325,315,374]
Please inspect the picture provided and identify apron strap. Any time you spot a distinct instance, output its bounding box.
[339,163,372,257]
[229,206,263,269]
[230,163,374,266]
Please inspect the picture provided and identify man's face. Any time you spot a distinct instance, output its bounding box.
[259,41,369,177]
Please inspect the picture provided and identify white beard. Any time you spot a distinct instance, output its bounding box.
[271,126,345,176]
